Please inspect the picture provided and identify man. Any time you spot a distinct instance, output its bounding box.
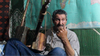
[44,9,80,56]
[4,9,79,56]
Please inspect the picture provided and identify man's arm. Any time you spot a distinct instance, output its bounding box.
[56,27,75,56]
[62,37,75,56]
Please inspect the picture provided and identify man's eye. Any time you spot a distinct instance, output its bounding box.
[55,18,59,20]
[55,19,59,21]
[62,18,66,21]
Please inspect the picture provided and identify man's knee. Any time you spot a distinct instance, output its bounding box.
[48,47,67,56]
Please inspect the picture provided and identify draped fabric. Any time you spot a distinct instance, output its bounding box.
[24,0,53,30]
[24,0,100,29]
[0,0,9,41]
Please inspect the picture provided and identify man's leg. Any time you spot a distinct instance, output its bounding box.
[47,47,67,56]
[4,38,42,56]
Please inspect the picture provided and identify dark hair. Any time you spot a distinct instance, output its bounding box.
[52,9,67,21]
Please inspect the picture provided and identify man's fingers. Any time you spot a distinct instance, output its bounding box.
[58,27,63,30]
[60,30,62,32]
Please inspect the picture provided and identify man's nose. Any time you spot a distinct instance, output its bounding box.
[59,20,62,25]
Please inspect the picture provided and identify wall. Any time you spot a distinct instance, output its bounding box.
[71,28,100,56]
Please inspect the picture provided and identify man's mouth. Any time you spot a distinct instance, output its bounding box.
[57,25,64,27]
[57,25,64,29]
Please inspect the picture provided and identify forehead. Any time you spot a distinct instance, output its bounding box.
[55,14,66,18]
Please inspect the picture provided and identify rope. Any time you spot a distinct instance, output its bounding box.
[47,11,53,51]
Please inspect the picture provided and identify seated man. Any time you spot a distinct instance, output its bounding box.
[4,9,80,56]
[43,9,80,56]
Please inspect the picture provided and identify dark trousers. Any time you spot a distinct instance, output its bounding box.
[4,38,66,56]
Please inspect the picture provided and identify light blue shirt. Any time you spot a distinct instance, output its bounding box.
[0,44,5,56]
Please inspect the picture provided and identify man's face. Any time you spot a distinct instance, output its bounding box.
[53,14,67,30]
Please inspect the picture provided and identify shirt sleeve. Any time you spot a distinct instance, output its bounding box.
[68,30,80,56]
[74,49,78,56]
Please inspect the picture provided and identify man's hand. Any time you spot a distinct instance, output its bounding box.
[56,27,67,41]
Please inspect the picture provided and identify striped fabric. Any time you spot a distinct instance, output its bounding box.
[0,0,9,41]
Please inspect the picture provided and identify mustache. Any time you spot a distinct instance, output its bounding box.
[57,24,64,27]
